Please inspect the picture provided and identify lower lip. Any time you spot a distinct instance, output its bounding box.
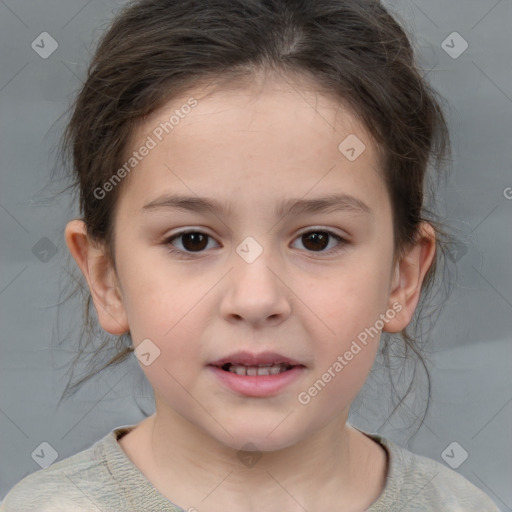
[207,365,305,397]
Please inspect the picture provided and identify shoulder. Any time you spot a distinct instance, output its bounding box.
[362,431,500,512]
[0,431,126,512]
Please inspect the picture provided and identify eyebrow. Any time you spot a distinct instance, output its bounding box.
[142,193,373,218]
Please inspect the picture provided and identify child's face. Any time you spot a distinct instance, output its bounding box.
[92,74,406,450]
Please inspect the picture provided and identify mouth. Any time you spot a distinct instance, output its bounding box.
[218,362,295,376]
[207,351,306,397]
[208,351,305,376]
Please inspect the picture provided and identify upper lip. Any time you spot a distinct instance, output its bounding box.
[209,351,304,368]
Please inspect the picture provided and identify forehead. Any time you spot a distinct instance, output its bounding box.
[131,69,378,159]
[117,72,388,217]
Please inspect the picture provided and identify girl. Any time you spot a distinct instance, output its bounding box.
[1,0,500,510]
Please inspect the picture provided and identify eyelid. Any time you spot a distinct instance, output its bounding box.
[296,225,349,238]
[164,225,349,240]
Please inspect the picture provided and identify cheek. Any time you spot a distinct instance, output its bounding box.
[297,279,383,418]
[119,266,209,373]
[116,246,186,337]
[126,298,205,407]
[296,255,390,399]
[128,298,217,424]
[306,261,390,345]
[306,341,379,423]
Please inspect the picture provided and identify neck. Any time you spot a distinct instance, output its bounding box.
[121,407,387,512]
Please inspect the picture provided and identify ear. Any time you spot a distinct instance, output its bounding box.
[64,219,129,335]
[383,222,436,333]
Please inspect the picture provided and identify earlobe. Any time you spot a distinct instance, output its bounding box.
[383,222,436,333]
[64,219,129,335]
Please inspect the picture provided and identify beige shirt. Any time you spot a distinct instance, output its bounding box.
[0,424,500,512]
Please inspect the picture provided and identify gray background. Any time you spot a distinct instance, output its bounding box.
[1,0,511,509]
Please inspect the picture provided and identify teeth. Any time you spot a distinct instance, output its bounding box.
[227,364,290,376]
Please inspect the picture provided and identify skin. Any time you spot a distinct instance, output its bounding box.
[65,70,436,512]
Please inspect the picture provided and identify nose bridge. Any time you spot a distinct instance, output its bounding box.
[219,233,291,324]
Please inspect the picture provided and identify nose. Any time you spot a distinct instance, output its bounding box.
[219,244,292,327]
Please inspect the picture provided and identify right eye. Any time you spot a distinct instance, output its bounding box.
[163,230,220,258]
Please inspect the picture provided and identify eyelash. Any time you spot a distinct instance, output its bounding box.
[162,229,348,259]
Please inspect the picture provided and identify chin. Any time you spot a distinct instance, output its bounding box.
[207,421,308,454]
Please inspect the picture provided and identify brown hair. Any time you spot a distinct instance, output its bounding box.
[55,0,455,432]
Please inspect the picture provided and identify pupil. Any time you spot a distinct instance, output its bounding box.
[183,232,207,251]
[303,232,328,251]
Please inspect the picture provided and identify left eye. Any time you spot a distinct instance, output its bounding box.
[164,229,346,257]
[291,230,346,254]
